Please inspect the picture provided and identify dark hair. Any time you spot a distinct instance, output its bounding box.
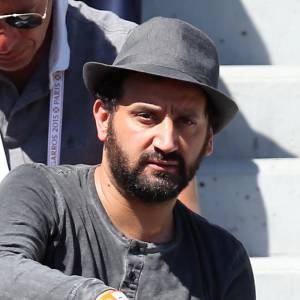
[94,70,128,112]
[95,71,216,131]
[202,92,217,133]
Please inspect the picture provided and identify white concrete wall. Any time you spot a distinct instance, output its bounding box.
[198,158,300,257]
[214,66,300,158]
[251,257,300,300]
[141,0,300,65]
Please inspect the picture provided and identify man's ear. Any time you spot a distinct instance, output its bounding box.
[93,99,110,142]
[205,127,214,156]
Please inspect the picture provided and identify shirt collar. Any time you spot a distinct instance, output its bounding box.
[48,0,70,88]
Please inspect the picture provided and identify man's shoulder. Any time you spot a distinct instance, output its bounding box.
[1,163,94,189]
[176,204,255,299]
[67,1,136,27]
[177,202,247,255]
[67,1,136,36]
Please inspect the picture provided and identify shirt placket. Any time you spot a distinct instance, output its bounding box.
[121,240,147,299]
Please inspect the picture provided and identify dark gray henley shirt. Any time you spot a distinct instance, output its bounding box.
[0,164,255,299]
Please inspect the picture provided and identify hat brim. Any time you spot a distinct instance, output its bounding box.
[83,62,238,134]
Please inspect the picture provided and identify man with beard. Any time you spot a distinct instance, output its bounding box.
[0,0,197,211]
[0,17,255,300]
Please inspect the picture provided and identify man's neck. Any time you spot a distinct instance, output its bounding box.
[4,58,42,93]
[94,165,177,244]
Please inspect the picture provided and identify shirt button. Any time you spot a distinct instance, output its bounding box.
[139,245,146,254]
[130,244,140,254]
[128,271,136,281]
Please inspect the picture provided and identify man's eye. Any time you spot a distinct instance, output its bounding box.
[137,112,153,119]
[135,112,158,125]
[178,117,196,126]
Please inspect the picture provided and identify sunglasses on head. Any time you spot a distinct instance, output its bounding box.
[0,0,48,29]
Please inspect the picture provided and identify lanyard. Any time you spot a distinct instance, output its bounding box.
[0,71,65,181]
[47,71,65,166]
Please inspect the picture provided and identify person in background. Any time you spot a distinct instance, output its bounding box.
[0,17,255,300]
[0,0,134,170]
[0,0,198,210]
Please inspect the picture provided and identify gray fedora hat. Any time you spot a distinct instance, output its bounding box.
[83,17,238,133]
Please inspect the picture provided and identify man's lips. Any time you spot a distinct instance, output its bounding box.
[147,158,179,173]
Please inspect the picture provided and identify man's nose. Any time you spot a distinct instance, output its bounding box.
[152,117,179,153]
[0,22,18,53]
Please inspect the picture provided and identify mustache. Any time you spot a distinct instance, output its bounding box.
[138,150,185,167]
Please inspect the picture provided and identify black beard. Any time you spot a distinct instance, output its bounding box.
[105,117,208,204]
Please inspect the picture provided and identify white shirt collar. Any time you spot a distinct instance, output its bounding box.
[48,0,70,88]
[0,135,9,181]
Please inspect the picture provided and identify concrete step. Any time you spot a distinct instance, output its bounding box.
[212,65,300,159]
[198,157,300,257]
[251,256,300,300]
[142,0,300,64]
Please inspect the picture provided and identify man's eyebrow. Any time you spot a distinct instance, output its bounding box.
[170,105,203,116]
[130,104,204,118]
[130,103,162,110]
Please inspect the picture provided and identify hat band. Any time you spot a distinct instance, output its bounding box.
[114,53,218,88]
